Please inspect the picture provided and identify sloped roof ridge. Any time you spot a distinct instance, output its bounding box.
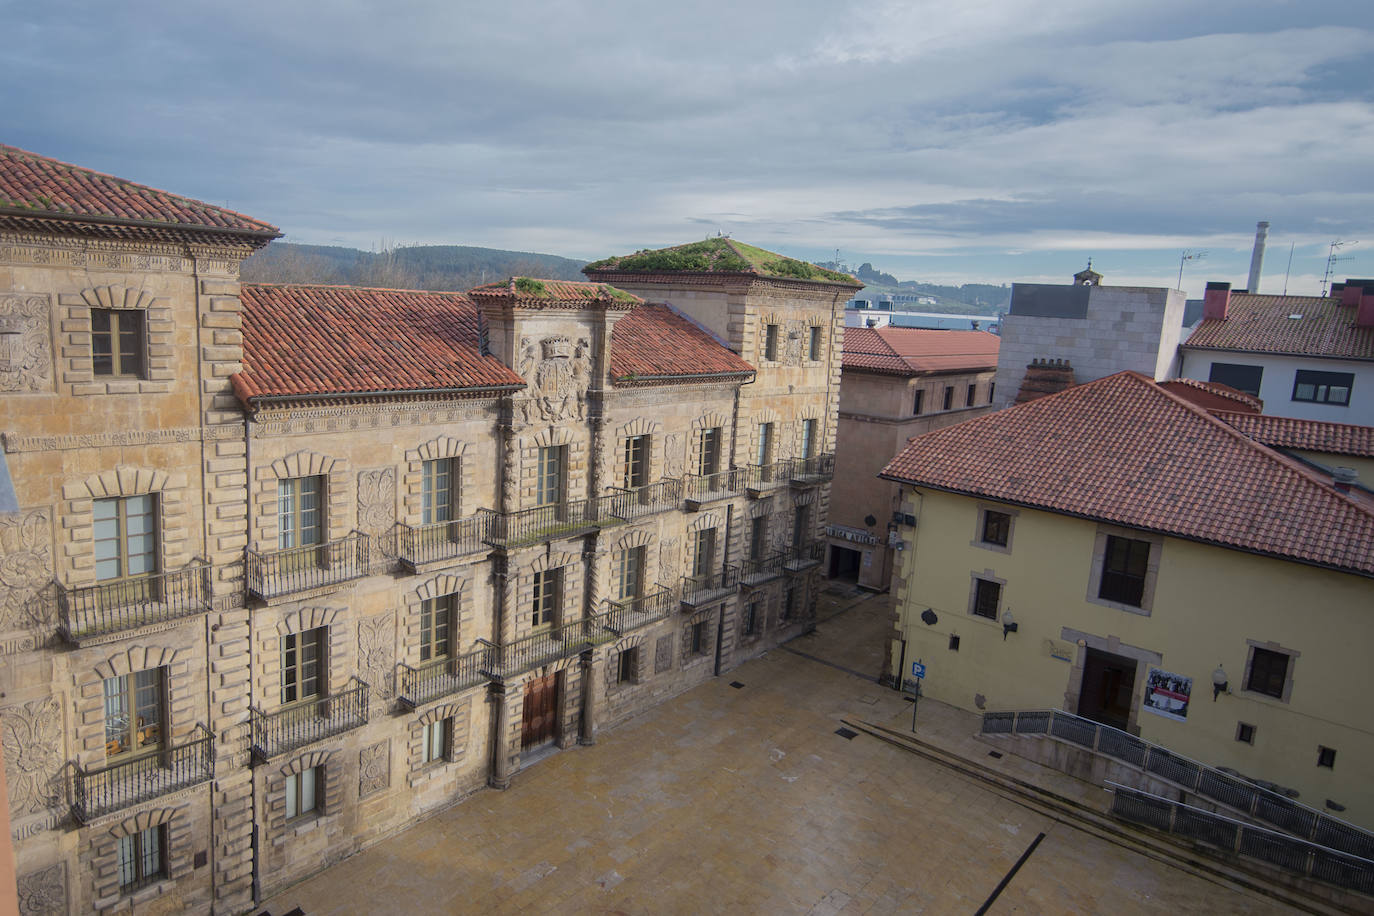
[243,281,471,296]
[1209,410,1374,459]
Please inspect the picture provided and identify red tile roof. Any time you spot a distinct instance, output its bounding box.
[1211,412,1374,460]
[1159,378,1263,413]
[0,143,279,238]
[842,327,1000,375]
[881,371,1374,578]
[609,304,755,383]
[468,277,641,308]
[1183,293,1374,361]
[233,284,524,401]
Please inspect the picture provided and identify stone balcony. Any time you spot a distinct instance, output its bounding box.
[57,563,212,645]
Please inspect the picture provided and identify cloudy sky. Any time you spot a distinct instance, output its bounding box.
[5,0,1372,296]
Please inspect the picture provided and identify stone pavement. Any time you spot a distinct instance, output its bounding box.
[262,585,1293,914]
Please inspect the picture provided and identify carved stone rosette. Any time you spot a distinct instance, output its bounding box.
[0,509,53,632]
[357,467,397,558]
[17,861,66,915]
[358,612,395,700]
[358,740,390,798]
[1,695,63,817]
[0,294,52,392]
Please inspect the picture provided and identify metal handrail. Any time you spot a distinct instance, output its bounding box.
[683,469,744,501]
[605,585,675,634]
[398,646,493,708]
[743,462,790,490]
[605,479,683,520]
[250,677,370,760]
[246,532,370,600]
[787,452,835,481]
[397,513,494,566]
[783,540,824,569]
[72,725,214,823]
[741,552,785,583]
[681,566,740,604]
[983,708,1374,860]
[484,497,627,548]
[482,614,616,679]
[57,563,212,641]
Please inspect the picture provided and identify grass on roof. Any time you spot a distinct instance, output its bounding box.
[588,237,855,283]
[514,277,548,297]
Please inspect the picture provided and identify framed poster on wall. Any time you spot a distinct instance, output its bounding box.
[1142,667,1192,722]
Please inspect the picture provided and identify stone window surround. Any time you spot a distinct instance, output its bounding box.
[255,606,348,713]
[970,503,1018,555]
[60,285,177,396]
[401,574,473,666]
[1084,524,1163,617]
[607,634,646,690]
[60,467,192,588]
[750,407,782,465]
[966,569,1007,623]
[794,413,823,458]
[521,427,582,510]
[406,699,472,786]
[77,644,197,767]
[513,551,582,641]
[760,313,782,363]
[403,436,472,526]
[90,806,191,907]
[1241,639,1301,705]
[614,418,663,488]
[805,321,825,363]
[682,607,717,664]
[691,412,731,476]
[252,450,350,552]
[1059,628,1163,736]
[609,528,656,598]
[269,750,341,837]
[688,514,722,575]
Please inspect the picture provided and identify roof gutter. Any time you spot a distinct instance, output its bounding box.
[0,205,282,241]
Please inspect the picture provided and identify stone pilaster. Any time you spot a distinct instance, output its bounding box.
[487,682,511,790]
[579,650,600,746]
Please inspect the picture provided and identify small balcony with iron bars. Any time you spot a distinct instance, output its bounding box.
[741,552,785,587]
[788,452,835,486]
[783,540,825,573]
[71,725,214,824]
[605,584,675,634]
[398,645,494,709]
[480,613,617,680]
[397,512,494,571]
[483,496,627,550]
[249,677,370,761]
[246,532,370,603]
[57,563,213,646]
[604,479,683,522]
[680,565,740,607]
[743,461,790,498]
[683,468,744,510]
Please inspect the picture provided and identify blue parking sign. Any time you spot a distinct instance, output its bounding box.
[910,661,926,679]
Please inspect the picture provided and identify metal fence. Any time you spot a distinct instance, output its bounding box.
[482,614,617,680]
[605,479,683,521]
[398,646,493,708]
[58,563,212,642]
[1110,783,1374,894]
[605,585,675,634]
[783,541,824,571]
[982,708,1374,861]
[484,497,629,548]
[397,513,493,567]
[246,532,370,600]
[743,462,789,491]
[683,469,744,502]
[786,452,835,482]
[741,553,785,585]
[72,725,214,823]
[250,678,370,760]
[681,566,740,605]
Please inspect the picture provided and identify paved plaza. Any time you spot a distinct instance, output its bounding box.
[262,588,1292,915]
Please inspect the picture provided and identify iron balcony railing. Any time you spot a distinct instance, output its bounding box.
[683,469,744,503]
[605,585,675,634]
[246,532,370,601]
[1109,783,1374,894]
[681,566,740,606]
[982,708,1374,862]
[788,452,835,483]
[71,725,214,823]
[398,646,494,709]
[783,541,825,572]
[484,497,627,549]
[58,563,212,643]
[481,614,616,680]
[741,552,785,585]
[397,513,494,568]
[605,479,683,521]
[743,462,790,492]
[250,678,370,760]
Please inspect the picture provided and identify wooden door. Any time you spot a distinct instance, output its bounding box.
[521,673,559,750]
[1077,649,1137,731]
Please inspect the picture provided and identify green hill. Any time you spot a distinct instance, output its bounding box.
[240,242,588,290]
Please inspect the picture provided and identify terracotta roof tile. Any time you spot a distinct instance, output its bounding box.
[1183,293,1374,360]
[233,284,524,401]
[1211,412,1374,460]
[841,327,1000,375]
[609,304,755,382]
[881,371,1374,577]
[0,144,278,236]
[1159,378,1263,413]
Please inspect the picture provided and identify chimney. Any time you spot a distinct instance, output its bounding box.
[1247,221,1269,294]
[1203,281,1231,321]
[1340,279,1364,307]
[1359,285,1374,329]
[1014,358,1076,404]
[1333,467,1358,494]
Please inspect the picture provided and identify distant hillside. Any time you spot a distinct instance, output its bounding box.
[818,260,1010,313]
[240,242,588,291]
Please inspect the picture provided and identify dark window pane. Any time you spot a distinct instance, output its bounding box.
[1099,536,1149,606]
[1246,648,1288,699]
[1207,362,1263,397]
[972,579,1000,618]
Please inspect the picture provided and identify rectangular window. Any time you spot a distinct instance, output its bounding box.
[94,494,158,585]
[913,389,924,415]
[422,458,456,525]
[1292,370,1353,406]
[1098,535,1150,607]
[532,569,560,629]
[692,528,715,579]
[117,825,164,891]
[280,628,324,705]
[1208,362,1264,397]
[278,476,324,550]
[623,435,650,489]
[750,516,768,560]
[764,324,779,361]
[690,620,707,655]
[698,427,721,477]
[782,586,796,621]
[808,326,822,361]
[1246,647,1289,699]
[421,720,451,764]
[104,668,163,759]
[949,634,961,651]
[1236,722,1255,744]
[943,386,954,411]
[800,419,818,459]
[536,446,564,507]
[419,595,453,662]
[981,511,1011,547]
[617,648,637,684]
[1317,746,1337,769]
[743,601,759,635]
[756,422,774,467]
[972,579,1000,619]
[988,381,995,404]
[285,767,319,820]
[613,546,644,601]
[92,308,145,378]
[792,505,810,546]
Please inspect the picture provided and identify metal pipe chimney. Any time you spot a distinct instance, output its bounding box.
[1247,221,1269,293]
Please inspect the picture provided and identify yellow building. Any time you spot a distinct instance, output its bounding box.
[880,371,1374,829]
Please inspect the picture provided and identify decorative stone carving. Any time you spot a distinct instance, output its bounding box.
[784,320,806,365]
[358,612,395,700]
[359,740,390,798]
[658,538,679,585]
[17,861,65,915]
[501,431,519,512]
[357,467,396,558]
[0,294,51,392]
[1,696,62,816]
[663,433,684,479]
[519,335,591,422]
[0,509,52,632]
[655,635,674,674]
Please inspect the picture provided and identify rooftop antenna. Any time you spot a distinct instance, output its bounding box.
[1177,249,1208,290]
[1282,242,1295,295]
[1321,239,1358,296]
